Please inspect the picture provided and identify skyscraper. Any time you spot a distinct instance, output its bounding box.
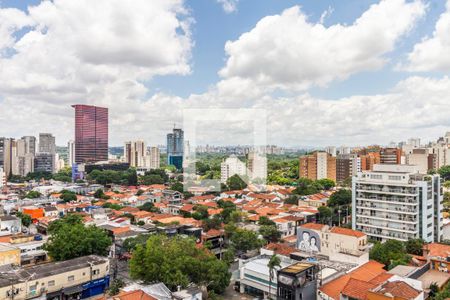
[38,133,56,154]
[299,152,336,181]
[72,104,108,163]
[0,138,14,177]
[167,128,184,170]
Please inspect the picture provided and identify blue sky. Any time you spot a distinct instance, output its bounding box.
[0,0,449,146]
[151,0,447,99]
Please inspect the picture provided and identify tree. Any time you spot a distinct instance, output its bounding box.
[44,215,112,261]
[141,174,164,185]
[144,169,169,182]
[123,234,151,252]
[328,189,352,207]
[230,228,262,253]
[108,279,125,296]
[259,225,280,243]
[369,240,411,270]
[171,182,184,193]
[127,169,138,186]
[59,190,77,202]
[284,195,299,205]
[136,189,144,196]
[444,181,450,189]
[318,206,332,224]
[268,255,281,299]
[24,191,41,199]
[16,212,32,227]
[130,235,230,294]
[203,216,222,231]
[317,178,335,190]
[293,178,322,196]
[193,205,209,220]
[226,174,247,190]
[139,202,158,213]
[94,189,109,200]
[259,216,276,226]
[439,165,450,181]
[405,239,424,255]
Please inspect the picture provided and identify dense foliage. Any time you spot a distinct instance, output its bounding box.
[369,240,411,270]
[16,212,32,227]
[44,214,112,261]
[59,190,77,202]
[130,235,230,294]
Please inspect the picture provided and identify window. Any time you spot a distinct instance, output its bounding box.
[29,284,37,293]
[48,280,55,287]
[93,269,100,275]
[68,275,75,282]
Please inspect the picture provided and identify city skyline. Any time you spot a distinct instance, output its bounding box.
[0,0,449,146]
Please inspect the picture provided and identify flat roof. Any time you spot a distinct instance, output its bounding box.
[0,255,108,288]
[281,262,315,274]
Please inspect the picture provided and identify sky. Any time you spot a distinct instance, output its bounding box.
[0,0,449,147]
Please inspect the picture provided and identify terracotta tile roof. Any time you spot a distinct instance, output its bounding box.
[330,227,366,238]
[265,243,297,256]
[372,281,420,299]
[425,243,450,258]
[319,261,386,300]
[120,207,140,213]
[300,223,326,230]
[341,278,377,300]
[207,208,223,215]
[368,273,393,285]
[114,290,156,300]
[180,204,194,212]
[203,229,224,238]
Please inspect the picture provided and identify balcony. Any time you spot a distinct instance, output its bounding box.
[355,221,418,234]
[356,204,418,215]
[357,188,418,197]
[356,213,416,224]
[356,196,418,206]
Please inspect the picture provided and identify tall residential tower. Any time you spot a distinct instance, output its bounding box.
[72,105,108,163]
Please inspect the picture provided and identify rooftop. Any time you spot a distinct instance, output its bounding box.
[0,255,108,288]
[280,262,315,274]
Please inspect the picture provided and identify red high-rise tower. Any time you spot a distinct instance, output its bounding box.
[72,104,108,164]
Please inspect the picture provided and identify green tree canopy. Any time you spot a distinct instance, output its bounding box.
[328,189,352,207]
[318,206,332,224]
[16,212,32,227]
[259,216,276,226]
[317,178,335,190]
[226,174,247,191]
[130,235,230,294]
[405,238,424,255]
[230,228,262,253]
[259,225,280,243]
[439,165,450,181]
[293,178,322,195]
[59,190,77,202]
[369,240,411,270]
[24,190,41,199]
[44,215,112,261]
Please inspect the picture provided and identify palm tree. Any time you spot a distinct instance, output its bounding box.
[268,254,281,299]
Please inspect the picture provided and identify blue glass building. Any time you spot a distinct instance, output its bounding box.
[167,128,184,170]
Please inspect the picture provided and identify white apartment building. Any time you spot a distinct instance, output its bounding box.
[68,140,75,166]
[325,146,337,157]
[221,155,246,183]
[405,149,430,174]
[352,164,443,243]
[247,151,267,181]
[316,152,329,180]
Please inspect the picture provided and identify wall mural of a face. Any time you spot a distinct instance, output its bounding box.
[297,229,320,252]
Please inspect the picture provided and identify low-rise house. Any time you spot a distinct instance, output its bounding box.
[273,217,296,238]
[43,206,58,217]
[298,223,369,265]
[0,244,20,267]
[0,215,21,235]
[0,255,110,299]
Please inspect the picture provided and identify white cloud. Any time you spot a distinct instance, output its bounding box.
[0,0,192,144]
[219,0,426,92]
[216,0,239,14]
[0,0,449,148]
[319,6,334,24]
[402,0,450,71]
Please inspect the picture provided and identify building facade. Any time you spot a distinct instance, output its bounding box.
[247,151,267,181]
[68,140,75,166]
[299,152,336,181]
[167,128,184,170]
[145,146,160,169]
[72,104,109,163]
[38,133,56,154]
[124,140,146,167]
[336,154,360,184]
[221,155,246,183]
[352,164,443,243]
[34,153,54,173]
